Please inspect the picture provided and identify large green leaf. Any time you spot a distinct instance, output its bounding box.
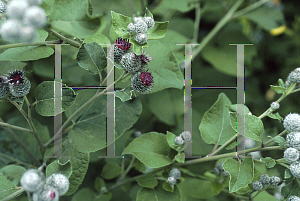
[76,42,107,75]
[0,173,18,199]
[35,81,76,116]
[136,182,182,201]
[144,40,184,93]
[0,165,26,186]
[64,89,142,153]
[223,158,254,193]
[111,11,132,37]
[199,93,236,145]
[49,0,99,38]
[45,160,72,178]
[122,132,172,168]
[0,30,53,61]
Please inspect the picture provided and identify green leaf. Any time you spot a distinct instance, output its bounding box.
[175,153,185,163]
[242,5,285,30]
[115,87,133,102]
[65,90,142,153]
[49,0,99,38]
[177,177,216,199]
[101,163,122,180]
[229,113,264,141]
[72,187,109,201]
[147,21,169,40]
[35,81,76,116]
[0,165,26,186]
[130,38,147,55]
[152,0,196,14]
[270,85,286,94]
[137,174,158,188]
[111,11,132,37]
[148,88,184,126]
[260,157,276,168]
[285,169,292,179]
[273,136,286,147]
[268,112,283,122]
[253,191,279,201]
[122,132,172,168]
[52,140,89,196]
[45,160,72,178]
[199,93,235,145]
[33,55,55,79]
[144,7,154,18]
[162,182,174,192]
[0,30,53,61]
[166,131,177,150]
[227,104,250,114]
[77,42,107,75]
[136,182,182,201]
[0,62,27,74]
[84,33,111,44]
[223,158,254,193]
[281,178,300,199]
[0,173,18,200]
[94,177,106,192]
[144,40,184,93]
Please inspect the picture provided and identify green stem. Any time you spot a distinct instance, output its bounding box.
[44,71,129,147]
[0,40,61,50]
[210,135,237,157]
[10,100,45,159]
[192,0,243,59]
[232,0,270,19]
[0,117,40,166]
[192,2,201,42]
[0,188,25,201]
[222,189,250,200]
[263,130,288,147]
[0,121,33,133]
[0,153,35,168]
[46,29,81,48]
[176,146,281,167]
[118,156,135,182]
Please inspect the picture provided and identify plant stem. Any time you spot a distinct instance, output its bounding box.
[10,100,45,159]
[263,130,288,146]
[44,71,129,147]
[232,0,270,19]
[45,29,81,48]
[222,188,249,200]
[209,135,237,157]
[0,117,40,166]
[0,188,25,201]
[177,146,281,167]
[117,156,135,183]
[0,153,35,168]
[192,2,201,42]
[0,40,61,50]
[192,0,243,59]
[0,121,33,133]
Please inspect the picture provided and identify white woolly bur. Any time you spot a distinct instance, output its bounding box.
[46,173,69,196]
[0,19,22,42]
[287,196,300,201]
[144,17,155,29]
[286,132,300,150]
[167,176,177,186]
[33,185,59,201]
[283,113,300,132]
[134,33,147,45]
[0,0,6,14]
[135,20,147,34]
[23,6,47,28]
[6,0,29,19]
[290,161,300,178]
[169,168,181,179]
[21,26,36,42]
[26,0,43,6]
[174,136,184,145]
[20,169,45,193]
[284,147,299,163]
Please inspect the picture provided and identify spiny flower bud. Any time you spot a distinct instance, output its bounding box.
[134,33,147,45]
[290,161,300,178]
[284,147,299,163]
[109,38,131,63]
[180,131,192,143]
[46,173,69,196]
[0,1,6,14]
[0,19,22,42]
[284,113,300,132]
[26,0,43,6]
[286,132,300,150]
[287,196,300,201]
[144,17,155,29]
[135,20,147,34]
[131,71,153,94]
[270,101,280,110]
[20,169,45,193]
[252,181,263,191]
[127,23,136,34]
[7,69,31,97]
[121,52,142,73]
[32,185,59,201]
[23,6,47,28]
[0,76,9,98]
[169,168,181,179]
[286,67,300,84]
[270,176,281,186]
[167,176,177,186]
[133,17,144,24]
[6,0,29,19]
[174,136,184,145]
[139,51,152,70]
[259,174,270,185]
[21,26,36,42]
